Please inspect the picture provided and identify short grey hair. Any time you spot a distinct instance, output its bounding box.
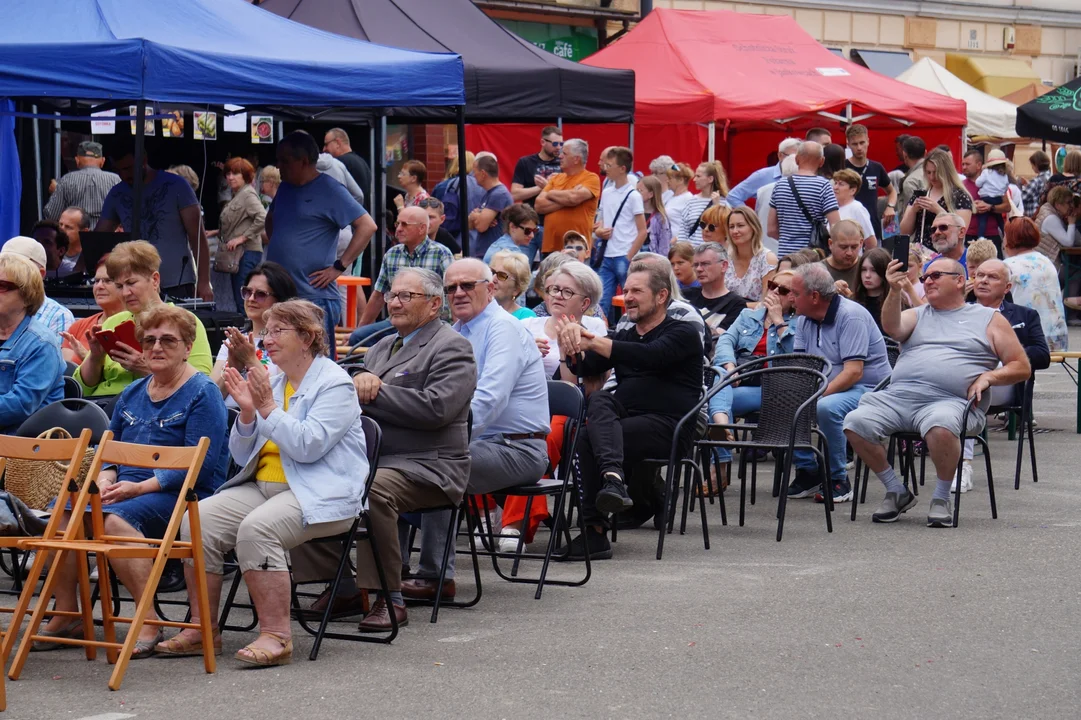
[550,260,603,308]
[694,241,728,263]
[634,252,684,302]
[445,257,493,282]
[797,140,824,161]
[795,262,838,299]
[563,138,588,163]
[780,155,799,177]
[778,137,801,155]
[649,155,675,176]
[935,211,967,229]
[394,267,444,300]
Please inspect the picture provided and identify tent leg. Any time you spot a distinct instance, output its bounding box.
[457,106,469,258]
[628,121,635,155]
[557,117,563,133]
[708,121,715,162]
[369,127,376,213]
[373,115,387,284]
[131,100,147,237]
[32,104,42,221]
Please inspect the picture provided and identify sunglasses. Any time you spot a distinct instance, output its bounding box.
[444,279,489,295]
[564,244,587,253]
[395,220,426,228]
[919,271,963,283]
[698,222,718,233]
[490,269,510,281]
[241,286,273,302]
[931,223,959,232]
[0,280,19,293]
[141,334,181,350]
[547,140,564,147]
[513,224,537,236]
[767,281,792,296]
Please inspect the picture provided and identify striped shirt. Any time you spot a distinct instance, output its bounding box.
[769,175,838,256]
[43,167,121,225]
[35,297,74,335]
[680,195,725,245]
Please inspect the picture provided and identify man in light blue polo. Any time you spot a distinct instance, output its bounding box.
[786,262,891,504]
[725,137,801,208]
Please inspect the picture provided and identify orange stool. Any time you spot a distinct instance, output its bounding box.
[336,276,372,328]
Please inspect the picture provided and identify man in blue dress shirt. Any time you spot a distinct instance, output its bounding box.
[725,137,801,208]
[401,258,550,602]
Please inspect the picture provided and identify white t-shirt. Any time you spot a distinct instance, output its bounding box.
[835,201,875,242]
[756,183,779,254]
[664,191,693,236]
[597,181,645,257]
[661,189,674,205]
[521,314,608,377]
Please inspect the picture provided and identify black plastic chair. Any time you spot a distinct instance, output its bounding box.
[16,399,110,444]
[988,376,1037,490]
[852,387,995,528]
[64,360,79,377]
[63,376,82,399]
[693,354,832,544]
[467,381,591,599]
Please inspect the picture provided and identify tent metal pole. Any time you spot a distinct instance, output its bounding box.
[53,111,61,183]
[369,125,376,212]
[456,106,469,257]
[628,120,635,154]
[32,104,42,221]
[131,100,147,241]
[557,117,563,133]
[374,114,387,285]
[708,121,715,162]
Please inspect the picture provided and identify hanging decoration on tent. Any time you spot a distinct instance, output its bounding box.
[162,110,185,138]
[129,105,155,136]
[223,105,247,133]
[251,115,274,144]
[194,112,217,140]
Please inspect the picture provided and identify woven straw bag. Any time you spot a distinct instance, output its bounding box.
[2,427,95,510]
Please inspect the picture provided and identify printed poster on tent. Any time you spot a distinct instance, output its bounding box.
[162,110,185,138]
[129,106,155,137]
[194,112,217,141]
[251,116,274,144]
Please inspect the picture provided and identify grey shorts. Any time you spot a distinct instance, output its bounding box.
[842,388,985,444]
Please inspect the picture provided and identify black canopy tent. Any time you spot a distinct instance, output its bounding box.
[1016,78,1081,144]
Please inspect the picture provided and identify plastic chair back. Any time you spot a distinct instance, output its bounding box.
[16,399,110,444]
[755,354,828,447]
[63,376,83,399]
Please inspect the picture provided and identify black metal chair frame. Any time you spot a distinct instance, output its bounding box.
[988,375,1038,490]
[401,502,483,623]
[691,354,833,545]
[466,381,591,599]
[851,386,996,528]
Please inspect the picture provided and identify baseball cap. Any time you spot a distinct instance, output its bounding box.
[1,236,48,270]
[77,141,103,158]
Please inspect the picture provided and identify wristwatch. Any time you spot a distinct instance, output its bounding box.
[333,259,347,272]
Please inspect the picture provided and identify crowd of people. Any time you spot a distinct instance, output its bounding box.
[1,121,1078,668]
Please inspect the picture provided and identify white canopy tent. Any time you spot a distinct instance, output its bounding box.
[896,58,1018,141]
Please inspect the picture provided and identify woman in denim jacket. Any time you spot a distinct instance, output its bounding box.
[163,300,368,668]
[707,270,797,486]
[35,304,229,654]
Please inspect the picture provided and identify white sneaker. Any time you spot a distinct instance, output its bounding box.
[952,462,973,494]
[498,528,523,554]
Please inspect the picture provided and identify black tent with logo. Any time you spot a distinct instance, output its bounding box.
[1016,77,1081,143]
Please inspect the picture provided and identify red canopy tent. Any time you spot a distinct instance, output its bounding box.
[470,9,967,188]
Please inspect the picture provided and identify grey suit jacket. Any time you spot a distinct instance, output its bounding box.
[360,319,476,503]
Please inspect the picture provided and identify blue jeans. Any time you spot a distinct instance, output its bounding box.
[308,296,342,361]
[527,227,543,266]
[708,385,763,463]
[347,319,394,347]
[793,385,869,485]
[230,250,264,313]
[599,255,630,324]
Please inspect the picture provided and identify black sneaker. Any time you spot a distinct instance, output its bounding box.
[786,469,821,499]
[565,527,612,561]
[814,482,854,504]
[595,472,634,515]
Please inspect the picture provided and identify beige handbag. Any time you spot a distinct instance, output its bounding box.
[2,427,95,510]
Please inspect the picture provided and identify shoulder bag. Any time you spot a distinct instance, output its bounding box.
[591,189,633,270]
[788,177,830,251]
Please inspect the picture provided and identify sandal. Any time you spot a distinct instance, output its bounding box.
[155,629,223,657]
[694,461,730,498]
[235,632,292,667]
[131,628,165,659]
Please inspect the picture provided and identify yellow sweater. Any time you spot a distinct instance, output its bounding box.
[254,382,294,484]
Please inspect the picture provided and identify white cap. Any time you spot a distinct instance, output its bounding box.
[1,236,47,270]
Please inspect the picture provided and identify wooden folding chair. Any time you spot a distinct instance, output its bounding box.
[0,428,94,712]
[7,431,216,692]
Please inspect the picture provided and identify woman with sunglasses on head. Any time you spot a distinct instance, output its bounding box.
[489,250,536,320]
[210,262,298,402]
[725,207,778,302]
[35,304,229,654]
[482,204,540,265]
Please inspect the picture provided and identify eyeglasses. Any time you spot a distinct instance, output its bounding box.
[260,327,296,340]
[490,269,510,281]
[564,245,587,254]
[395,220,426,228]
[513,224,537,236]
[386,290,432,303]
[545,285,581,300]
[91,276,112,286]
[444,279,489,295]
[918,271,963,283]
[698,222,718,233]
[0,280,18,293]
[767,281,792,296]
[141,334,181,350]
[931,223,960,232]
[240,286,274,302]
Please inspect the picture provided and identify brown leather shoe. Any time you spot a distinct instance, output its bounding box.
[358,598,408,633]
[298,587,370,619]
[400,577,456,601]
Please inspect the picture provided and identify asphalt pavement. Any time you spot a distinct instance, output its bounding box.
[4,329,1081,720]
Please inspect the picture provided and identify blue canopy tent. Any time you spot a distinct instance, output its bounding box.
[0,0,465,254]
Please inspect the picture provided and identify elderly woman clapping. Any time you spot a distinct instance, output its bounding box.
[158,300,368,667]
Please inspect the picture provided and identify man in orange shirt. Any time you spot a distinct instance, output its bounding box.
[535,138,601,256]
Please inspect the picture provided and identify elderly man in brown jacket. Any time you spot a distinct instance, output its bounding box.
[292,267,476,631]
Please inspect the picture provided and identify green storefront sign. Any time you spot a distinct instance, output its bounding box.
[497,19,598,62]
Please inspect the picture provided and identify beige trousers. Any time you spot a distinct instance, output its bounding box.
[181,481,354,574]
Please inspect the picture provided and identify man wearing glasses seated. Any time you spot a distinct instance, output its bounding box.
[401,259,550,602]
[348,206,454,347]
[844,257,1030,528]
